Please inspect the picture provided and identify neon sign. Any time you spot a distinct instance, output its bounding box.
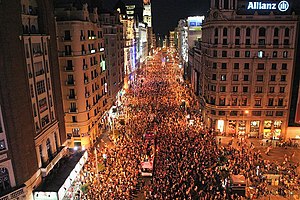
[247,1,289,12]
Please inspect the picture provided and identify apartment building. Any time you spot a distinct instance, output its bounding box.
[100,11,125,106]
[0,0,66,198]
[199,0,300,139]
[55,3,108,148]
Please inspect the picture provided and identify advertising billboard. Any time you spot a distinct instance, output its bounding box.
[187,16,205,31]
[237,0,292,15]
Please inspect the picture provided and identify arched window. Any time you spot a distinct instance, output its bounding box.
[0,168,10,193]
[259,27,266,37]
[285,28,290,37]
[214,28,218,36]
[246,27,251,37]
[46,139,52,160]
[274,28,279,37]
[235,28,240,37]
[223,28,228,37]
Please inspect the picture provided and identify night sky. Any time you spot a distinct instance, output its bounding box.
[102,0,210,35]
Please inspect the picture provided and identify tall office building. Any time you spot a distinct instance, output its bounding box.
[55,3,108,148]
[0,0,66,199]
[199,0,299,139]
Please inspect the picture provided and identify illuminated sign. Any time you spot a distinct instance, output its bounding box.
[247,1,289,12]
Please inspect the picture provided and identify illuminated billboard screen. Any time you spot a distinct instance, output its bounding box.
[187,16,205,31]
[237,0,292,15]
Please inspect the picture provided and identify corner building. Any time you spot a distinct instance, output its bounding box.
[0,0,66,199]
[55,3,108,148]
[201,0,300,139]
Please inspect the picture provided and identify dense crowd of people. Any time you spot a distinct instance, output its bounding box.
[76,50,300,200]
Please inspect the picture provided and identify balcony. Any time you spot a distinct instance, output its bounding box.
[83,64,88,70]
[69,108,78,113]
[80,36,86,41]
[0,185,26,200]
[41,146,67,177]
[62,36,72,41]
[67,95,77,100]
[64,66,74,71]
[65,80,75,86]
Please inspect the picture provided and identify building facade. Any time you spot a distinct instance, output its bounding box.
[0,0,66,199]
[200,0,299,139]
[55,3,108,148]
[101,12,125,106]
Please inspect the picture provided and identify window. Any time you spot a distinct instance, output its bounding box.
[39,98,48,113]
[269,87,275,93]
[0,140,6,151]
[221,63,227,69]
[235,39,240,45]
[36,80,46,95]
[259,27,266,37]
[283,51,288,58]
[284,39,289,45]
[214,38,218,44]
[274,28,279,37]
[219,98,226,106]
[221,74,226,81]
[257,75,263,82]
[256,87,263,93]
[257,63,264,70]
[223,39,228,45]
[285,28,290,37]
[282,63,287,70]
[273,51,278,58]
[72,116,77,122]
[271,63,277,70]
[258,50,264,58]
[281,75,286,82]
[245,38,251,45]
[244,63,250,69]
[234,51,240,57]
[243,87,248,92]
[270,75,276,81]
[266,111,273,116]
[213,63,217,69]
[214,28,218,36]
[230,111,238,115]
[244,75,249,81]
[242,98,247,106]
[210,97,216,105]
[41,115,50,127]
[235,28,240,36]
[232,86,238,92]
[278,98,284,106]
[223,28,227,36]
[273,39,279,45]
[219,111,226,116]
[258,39,265,45]
[255,99,261,106]
[276,111,284,116]
[280,87,285,93]
[245,51,250,58]
[220,86,226,92]
[252,111,262,116]
[234,63,239,69]
[0,168,11,192]
[246,27,251,36]
[213,50,218,57]
[268,98,274,106]
[211,85,216,91]
[233,74,239,81]
[222,51,227,57]
[212,74,216,80]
